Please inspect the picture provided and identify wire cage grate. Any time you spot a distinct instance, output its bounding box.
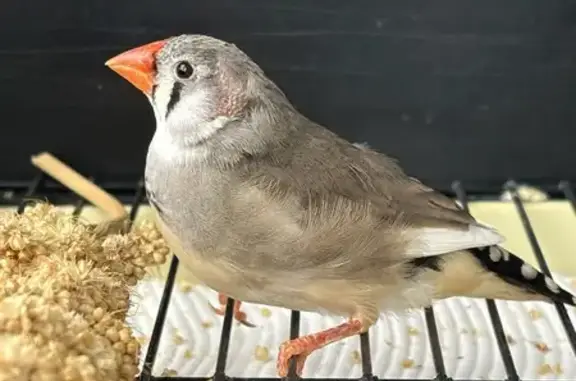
[3,172,576,381]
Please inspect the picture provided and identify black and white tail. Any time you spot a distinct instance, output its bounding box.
[467,245,576,305]
[411,245,576,305]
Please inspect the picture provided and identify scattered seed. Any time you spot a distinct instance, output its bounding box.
[537,363,553,376]
[533,342,550,353]
[172,333,185,345]
[260,307,272,318]
[553,363,563,375]
[529,309,543,320]
[350,350,361,365]
[401,359,415,369]
[254,345,270,362]
[407,326,419,336]
[179,282,194,293]
[201,321,213,329]
[161,368,178,377]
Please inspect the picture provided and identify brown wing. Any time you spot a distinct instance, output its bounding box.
[249,124,478,232]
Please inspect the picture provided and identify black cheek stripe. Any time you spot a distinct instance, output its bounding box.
[151,84,158,101]
[165,81,183,119]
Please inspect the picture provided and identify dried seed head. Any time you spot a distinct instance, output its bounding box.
[118,328,131,342]
[113,341,126,354]
[125,341,139,355]
[0,203,164,380]
[106,328,120,343]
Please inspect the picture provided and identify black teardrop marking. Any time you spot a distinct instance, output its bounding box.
[165,81,183,119]
[151,84,158,101]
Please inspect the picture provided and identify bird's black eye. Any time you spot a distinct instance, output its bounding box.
[174,61,194,79]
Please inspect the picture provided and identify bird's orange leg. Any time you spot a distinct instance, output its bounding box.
[210,293,255,327]
[277,318,365,377]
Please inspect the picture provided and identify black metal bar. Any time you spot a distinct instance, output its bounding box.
[452,181,519,381]
[504,180,576,355]
[422,307,448,381]
[214,297,236,380]
[128,179,146,226]
[16,172,44,213]
[560,181,576,214]
[358,332,375,381]
[136,179,182,381]
[0,179,569,198]
[284,310,302,381]
[142,255,180,380]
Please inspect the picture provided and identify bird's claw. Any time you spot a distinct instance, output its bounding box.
[210,293,256,328]
[276,318,365,377]
[277,339,312,377]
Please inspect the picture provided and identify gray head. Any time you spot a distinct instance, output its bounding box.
[106,34,298,155]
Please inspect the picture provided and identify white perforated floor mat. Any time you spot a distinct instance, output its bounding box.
[127,274,576,380]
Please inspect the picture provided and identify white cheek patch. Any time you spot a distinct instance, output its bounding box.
[169,88,212,126]
[151,78,173,123]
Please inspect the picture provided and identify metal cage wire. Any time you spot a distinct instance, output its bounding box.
[4,172,576,381]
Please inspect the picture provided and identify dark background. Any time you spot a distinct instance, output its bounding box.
[2,0,576,193]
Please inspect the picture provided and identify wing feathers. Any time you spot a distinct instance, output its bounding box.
[404,223,505,259]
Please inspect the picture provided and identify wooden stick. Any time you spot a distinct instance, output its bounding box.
[30,152,127,220]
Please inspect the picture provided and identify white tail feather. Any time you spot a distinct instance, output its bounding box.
[404,223,504,259]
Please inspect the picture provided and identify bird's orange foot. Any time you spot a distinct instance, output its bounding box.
[277,339,313,376]
[210,293,255,327]
[276,318,364,377]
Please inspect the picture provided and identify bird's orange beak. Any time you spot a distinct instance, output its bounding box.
[105,39,167,95]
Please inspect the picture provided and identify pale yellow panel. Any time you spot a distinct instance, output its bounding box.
[469,200,576,277]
